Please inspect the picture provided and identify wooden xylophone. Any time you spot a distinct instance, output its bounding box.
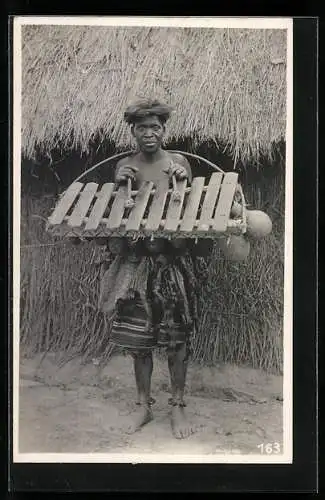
[46,172,246,239]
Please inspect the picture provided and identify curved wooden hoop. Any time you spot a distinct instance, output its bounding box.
[71,150,225,184]
[168,150,225,174]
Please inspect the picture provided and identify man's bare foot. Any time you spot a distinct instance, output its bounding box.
[170,405,196,439]
[125,405,153,434]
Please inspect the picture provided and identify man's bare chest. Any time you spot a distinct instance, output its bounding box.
[130,157,173,188]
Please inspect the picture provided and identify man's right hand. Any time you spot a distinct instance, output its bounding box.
[115,165,139,183]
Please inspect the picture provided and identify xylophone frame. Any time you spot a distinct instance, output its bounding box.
[46,152,247,240]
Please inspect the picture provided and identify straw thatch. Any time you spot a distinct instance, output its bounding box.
[22,25,287,164]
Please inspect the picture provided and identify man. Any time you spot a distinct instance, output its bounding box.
[99,99,200,439]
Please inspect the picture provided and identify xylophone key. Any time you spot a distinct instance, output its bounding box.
[145,181,170,231]
[84,183,115,231]
[180,177,205,233]
[68,182,99,227]
[197,172,223,232]
[213,172,238,234]
[164,179,187,232]
[48,182,84,226]
[125,181,154,232]
[106,185,129,230]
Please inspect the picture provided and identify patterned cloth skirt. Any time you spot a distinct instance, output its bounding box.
[110,296,187,350]
[98,250,201,353]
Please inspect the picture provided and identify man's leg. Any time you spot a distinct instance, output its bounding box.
[126,350,154,433]
[168,341,196,439]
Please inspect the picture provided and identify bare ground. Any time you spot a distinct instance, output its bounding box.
[19,353,283,457]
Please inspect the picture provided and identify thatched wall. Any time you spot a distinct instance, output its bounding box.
[22,25,287,165]
[20,140,285,373]
[20,192,284,373]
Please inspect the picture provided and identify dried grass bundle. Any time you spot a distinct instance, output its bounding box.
[22,26,286,164]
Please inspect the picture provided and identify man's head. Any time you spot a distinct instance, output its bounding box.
[124,99,172,154]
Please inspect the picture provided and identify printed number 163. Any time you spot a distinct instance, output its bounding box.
[257,442,281,454]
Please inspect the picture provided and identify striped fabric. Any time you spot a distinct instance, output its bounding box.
[98,241,202,352]
[111,298,155,349]
[110,297,186,350]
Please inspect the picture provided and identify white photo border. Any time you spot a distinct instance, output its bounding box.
[12,15,293,465]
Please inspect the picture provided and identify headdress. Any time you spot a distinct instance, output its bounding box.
[123,98,172,125]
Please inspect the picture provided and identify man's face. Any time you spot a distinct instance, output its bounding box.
[132,115,165,153]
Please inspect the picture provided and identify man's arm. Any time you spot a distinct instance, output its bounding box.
[114,157,138,184]
[114,158,127,183]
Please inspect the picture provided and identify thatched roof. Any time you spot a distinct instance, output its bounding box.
[22,25,287,164]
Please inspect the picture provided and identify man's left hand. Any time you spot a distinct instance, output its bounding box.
[163,163,188,180]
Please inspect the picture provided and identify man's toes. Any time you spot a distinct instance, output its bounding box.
[174,428,182,439]
[180,427,188,439]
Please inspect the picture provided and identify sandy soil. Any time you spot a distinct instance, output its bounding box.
[18,353,283,457]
